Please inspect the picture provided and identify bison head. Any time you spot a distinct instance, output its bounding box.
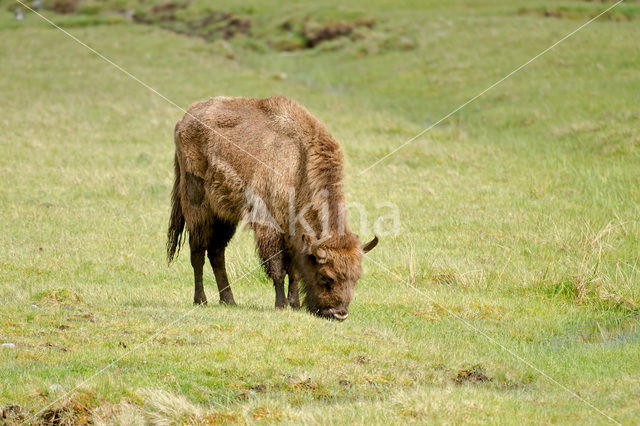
[296,232,378,320]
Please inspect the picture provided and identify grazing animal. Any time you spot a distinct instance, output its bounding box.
[167,96,378,320]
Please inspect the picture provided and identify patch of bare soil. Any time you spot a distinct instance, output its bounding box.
[354,354,371,364]
[130,1,188,23]
[291,377,318,391]
[2,404,24,423]
[48,0,80,14]
[251,384,266,393]
[274,16,376,51]
[302,17,375,48]
[453,364,492,385]
[133,3,251,41]
[34,2,411,54]
[34,395,93,425]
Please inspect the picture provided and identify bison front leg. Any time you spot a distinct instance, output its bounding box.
[263,251,287,309]
[253,225,288,309]
[286,264,301,309]
[273,274,288,309]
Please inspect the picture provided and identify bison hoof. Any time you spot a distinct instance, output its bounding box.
[194,295,208,305]
[219,298,236,306]
[289,299,301,309]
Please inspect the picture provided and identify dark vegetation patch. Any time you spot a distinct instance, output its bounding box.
[49,0,80,14]
[517,1,640,22]
[128,2,382,50]
[453,364,492,385]
[12,1,414,54]
[354,354,371,364]
[37,394,95,425]
[251,384,266,393]
[270,15,375,51]
[132,3,251,42]
[1,404,24,423]
[444,364,532,390]
[289,376,318,391]
[45,342,70,352]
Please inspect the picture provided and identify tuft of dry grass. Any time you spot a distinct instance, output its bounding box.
[540,221,639,312]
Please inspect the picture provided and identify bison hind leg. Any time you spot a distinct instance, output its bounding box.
[207,219,237,305]
[189,232,208,305]
[186,215,237,306]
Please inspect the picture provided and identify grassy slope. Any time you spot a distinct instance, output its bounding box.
[1,0,639,424]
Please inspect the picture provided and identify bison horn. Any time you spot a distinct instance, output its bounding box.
[362,235,379,253]
[302,233,329,263]
[312,247,327,263]
[311,238,329,264]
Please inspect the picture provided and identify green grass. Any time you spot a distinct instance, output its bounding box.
[1,0,639,424]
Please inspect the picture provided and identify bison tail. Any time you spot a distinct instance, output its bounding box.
[167,154,185,265]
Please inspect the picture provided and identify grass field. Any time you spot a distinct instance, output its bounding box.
[1,0,639,424]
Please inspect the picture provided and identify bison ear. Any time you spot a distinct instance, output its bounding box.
[302,233,328,264]
[362,235,379,254]
[301,233,316,255]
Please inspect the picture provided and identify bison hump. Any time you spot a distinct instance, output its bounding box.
[184,97,243,130]
[211,111,242,128]
[258,96,315,139]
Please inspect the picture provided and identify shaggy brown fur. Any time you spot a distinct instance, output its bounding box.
[167,96,378,319]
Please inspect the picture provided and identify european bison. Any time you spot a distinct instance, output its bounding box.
[167,96,378,320]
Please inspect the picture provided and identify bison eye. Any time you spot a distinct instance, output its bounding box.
[320,276,333,289]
